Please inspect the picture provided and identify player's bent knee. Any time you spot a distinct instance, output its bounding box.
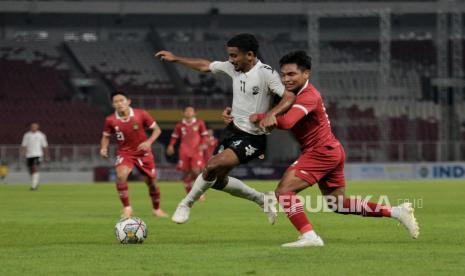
[203,162,223,179]
[211,177,228,190]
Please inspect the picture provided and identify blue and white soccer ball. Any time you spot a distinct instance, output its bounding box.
[114,217,148,244]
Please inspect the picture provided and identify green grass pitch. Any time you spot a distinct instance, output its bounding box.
[1,180,464,275]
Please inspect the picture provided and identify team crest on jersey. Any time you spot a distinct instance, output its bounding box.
[133,123,139,130]
[252,86,260,95]
[193,126,199,131]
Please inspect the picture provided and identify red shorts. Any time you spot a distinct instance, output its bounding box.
[115,152,156,178]
[288,144,346,189]
[177,151,205,172]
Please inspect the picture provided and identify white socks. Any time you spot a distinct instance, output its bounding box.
[31,172,40,189]
[181,174,215,207]
[390,206,401,219]
[302,230,318,240]
[222,177,264,206]
[180,175,264,207]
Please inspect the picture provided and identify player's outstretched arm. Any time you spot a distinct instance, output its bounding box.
[155,50,212,72]
[100,135,110,158]
[260,91,296,129]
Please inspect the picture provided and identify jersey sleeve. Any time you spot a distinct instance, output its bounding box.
[199,120,209,143]
[293,93,319,115]
[102,117,113,136]
[169,123,181,146]
[21,133,28,147]
[209,61,235,77]
[262,66,285,97]
[41,133,48,147]
[142,110,156,129]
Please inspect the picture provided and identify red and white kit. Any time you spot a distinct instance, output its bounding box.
[103,108,158,178]
[169,118,209,172]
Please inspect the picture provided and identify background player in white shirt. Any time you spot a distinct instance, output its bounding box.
[20,122,49,190]
[156,33,295,224]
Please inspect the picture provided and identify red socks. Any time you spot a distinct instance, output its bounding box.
[277,191,313,234]
[339,198,391,217]
[116,182,130,207]
[148,185,161,210]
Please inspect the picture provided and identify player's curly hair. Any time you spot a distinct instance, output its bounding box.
[279,50,312,71]
[111,91,129,100]
[227,33,259,56]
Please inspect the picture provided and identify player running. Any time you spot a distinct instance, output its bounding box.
[252,51,420,247]
[100,91,168,218]
[167,106,208,200]
[156,33,295,224]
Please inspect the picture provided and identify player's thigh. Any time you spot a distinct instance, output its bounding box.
[276,169,313,194]
[136,155,157,179]
[206,148,240,172]
[317,145,346,191]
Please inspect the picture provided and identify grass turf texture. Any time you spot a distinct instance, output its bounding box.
[1,180,464,275]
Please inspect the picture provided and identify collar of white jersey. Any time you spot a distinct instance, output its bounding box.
[297,80,309,96]
[243,59,262,76]
[115,107,134,122]
[182,118,197,125]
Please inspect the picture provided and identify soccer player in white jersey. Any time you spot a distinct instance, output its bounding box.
[20,122,49,191]
[156,33,295,224]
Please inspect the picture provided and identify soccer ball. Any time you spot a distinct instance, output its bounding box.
[114,217,148,244]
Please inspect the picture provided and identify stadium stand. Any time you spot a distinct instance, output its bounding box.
[0,41,104,145]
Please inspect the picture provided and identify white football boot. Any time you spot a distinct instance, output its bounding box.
[171,203,191,224]
[394,202,420,239]
[281,234,325,248]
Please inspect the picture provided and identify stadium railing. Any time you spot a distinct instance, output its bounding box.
[1,141,464,172]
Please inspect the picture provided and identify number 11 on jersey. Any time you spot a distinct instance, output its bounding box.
[240,80,246,93]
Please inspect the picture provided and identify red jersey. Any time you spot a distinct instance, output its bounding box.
[103,108,157,156]
[169,118,208,156]
[204,136,219,159]
[261,82,339,151]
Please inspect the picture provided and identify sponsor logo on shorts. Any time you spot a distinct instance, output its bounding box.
[245,145,257,156]
[232,140,242,148]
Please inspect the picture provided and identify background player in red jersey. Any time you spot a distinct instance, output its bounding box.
[203,129,219,164]
[252,51,419,247]
[100,91,168,218]
[167,106,208,200]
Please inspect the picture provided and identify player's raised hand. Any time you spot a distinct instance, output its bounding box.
[155,50,177,62]
[100,148,109,158]
[166,145,175,156]
[137,141,151,152]
[222,107,233,124]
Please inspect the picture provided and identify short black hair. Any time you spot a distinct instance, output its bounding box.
[279,50,312,71]
[183,105,195,111]
[111,91,129,100]
[227,33,259,56]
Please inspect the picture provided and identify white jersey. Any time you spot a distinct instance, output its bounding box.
[21,131,48,158]
[209,60,285,135]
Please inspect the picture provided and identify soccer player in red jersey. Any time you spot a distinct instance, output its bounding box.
[100,91,168,218]
[203,129,219,164]
[252,51,419,247]
[167,106,208,199]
